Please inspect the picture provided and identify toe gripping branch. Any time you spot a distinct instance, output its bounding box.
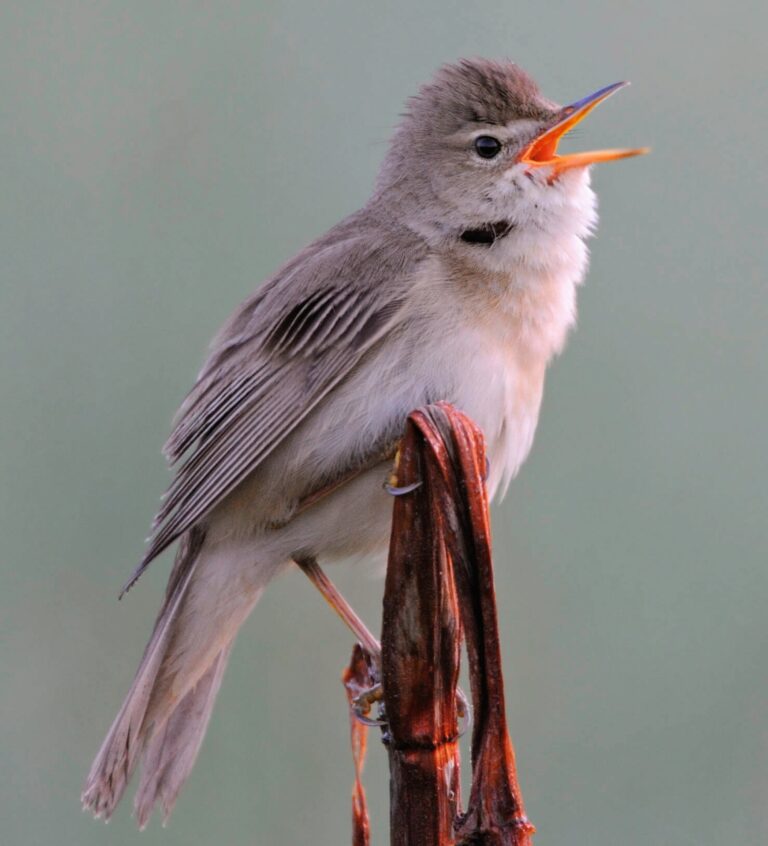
[342,402,535,846]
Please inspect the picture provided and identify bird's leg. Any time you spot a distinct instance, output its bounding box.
[293,554,472,734]
[293,555,381,658]
[293,555,387,725]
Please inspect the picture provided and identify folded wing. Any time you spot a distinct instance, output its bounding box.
[122,218,425,593]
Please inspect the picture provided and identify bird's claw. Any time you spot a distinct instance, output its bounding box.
[384,480,423,496]
[353,682,472,737]
[352,683,388,727]
[456,686,472,738]
[385,445,422,496]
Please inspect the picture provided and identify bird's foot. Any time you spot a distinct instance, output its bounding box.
[352,681,472,737]
[352,683,388,727]
[384,445,422,496]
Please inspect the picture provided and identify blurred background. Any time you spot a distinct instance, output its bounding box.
[1,2,766,844]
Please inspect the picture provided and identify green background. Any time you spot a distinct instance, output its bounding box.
[1,2,766,844]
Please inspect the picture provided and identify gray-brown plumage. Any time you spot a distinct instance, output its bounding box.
[82,58,644,826]
[127,221,425,587]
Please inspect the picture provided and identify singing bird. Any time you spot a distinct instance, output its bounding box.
[82,59,646,826]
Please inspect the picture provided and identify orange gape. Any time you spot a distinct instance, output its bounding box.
[518,81,649,181]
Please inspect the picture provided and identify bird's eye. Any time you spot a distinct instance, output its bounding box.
[474,136,502,159]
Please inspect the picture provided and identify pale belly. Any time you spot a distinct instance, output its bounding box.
[441,322,546,499]
[265,328,545,568]
[209,314,545,566]
[209,246,565,569]
[285,313,545,504]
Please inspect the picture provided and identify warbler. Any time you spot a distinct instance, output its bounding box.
[82,58,646,826]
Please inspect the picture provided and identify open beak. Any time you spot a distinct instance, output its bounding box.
[518,81,649,179]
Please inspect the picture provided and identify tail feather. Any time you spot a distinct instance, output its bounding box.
[81,551,200,820]
[134,643,232,829]
[83,532,280,826]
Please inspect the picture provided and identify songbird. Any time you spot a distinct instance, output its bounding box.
[82,58,647,826]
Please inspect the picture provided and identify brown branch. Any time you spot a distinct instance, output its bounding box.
[413,404,534,846]
[381,407,463,846]
[342,402,534,846]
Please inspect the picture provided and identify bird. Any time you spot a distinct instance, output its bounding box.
[82,58,647,827]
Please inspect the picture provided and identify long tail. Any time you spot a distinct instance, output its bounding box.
[133,642,232,828]
[82,531,278,826]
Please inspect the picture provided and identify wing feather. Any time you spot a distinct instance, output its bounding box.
[123,218,425,592]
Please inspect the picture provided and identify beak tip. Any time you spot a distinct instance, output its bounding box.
[608,80,631,96]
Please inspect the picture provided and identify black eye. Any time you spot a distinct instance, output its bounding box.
[474,135,502,159]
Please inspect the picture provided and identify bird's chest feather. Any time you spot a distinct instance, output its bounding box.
[444,328,544,498]
[419,243,584,496]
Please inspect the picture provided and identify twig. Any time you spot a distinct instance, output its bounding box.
[342,403,534,845]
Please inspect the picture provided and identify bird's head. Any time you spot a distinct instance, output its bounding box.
[375,59,648,250]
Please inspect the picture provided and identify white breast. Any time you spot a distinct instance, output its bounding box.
[445,323,545,498]
[410,220,590,498]
[254,216,589,520]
